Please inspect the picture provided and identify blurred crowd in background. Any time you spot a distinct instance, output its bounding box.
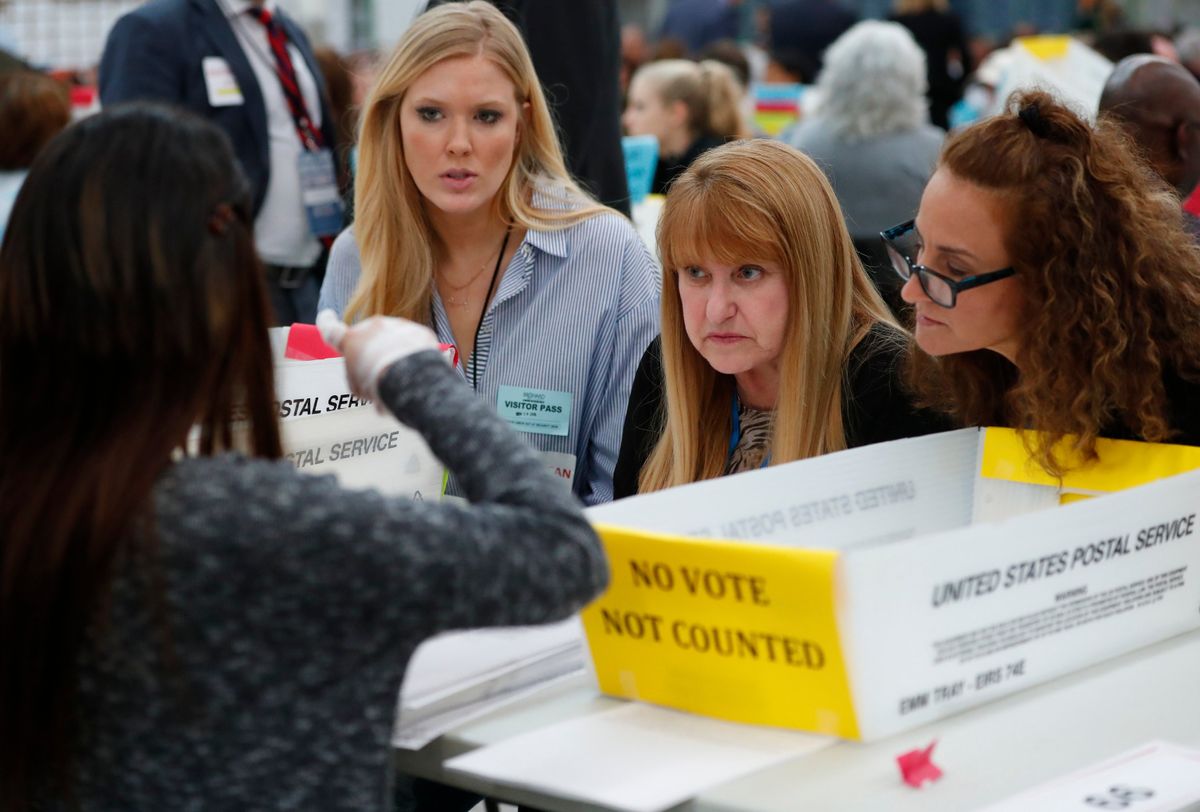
[4,0,1200,295]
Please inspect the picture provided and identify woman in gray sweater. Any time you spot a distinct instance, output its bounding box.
[0,104,607,812]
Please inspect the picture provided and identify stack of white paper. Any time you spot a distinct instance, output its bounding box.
[445,703,833,812]
[393,617,586,750]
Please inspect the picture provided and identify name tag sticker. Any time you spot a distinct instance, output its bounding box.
[541,451,576,489]
[498,386,572,436]
[202,57,244,107]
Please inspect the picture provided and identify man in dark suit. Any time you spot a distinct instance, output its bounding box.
[100,0,344,325]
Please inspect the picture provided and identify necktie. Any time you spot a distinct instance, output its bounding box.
[246,6,324,151]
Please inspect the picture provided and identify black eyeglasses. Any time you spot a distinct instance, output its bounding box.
[879,220,1015,308]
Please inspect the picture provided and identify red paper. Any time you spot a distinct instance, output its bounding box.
[284,322,461,368]
[284,323,341,360]
[71,86,98,108]
[1186,186,1200,218]
[896,740,943,788]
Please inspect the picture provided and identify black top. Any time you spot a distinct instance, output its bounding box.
[1100,366,1200,446]
[613,325,954,498]
[889,10,972,130]
[651,134,725,196]
[969,354,1200,448]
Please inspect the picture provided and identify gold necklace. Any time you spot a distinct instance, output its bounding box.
[438,261,490,308]
[438,236,506,308]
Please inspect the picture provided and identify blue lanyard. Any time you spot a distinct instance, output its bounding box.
[727,391,771,469]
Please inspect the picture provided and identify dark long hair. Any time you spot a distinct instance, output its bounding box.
[0,104,283,809]
[0,70,71,170]
[908,90,1200,475]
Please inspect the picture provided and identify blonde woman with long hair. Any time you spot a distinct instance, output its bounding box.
[622,58,750,195]
[613,140,946,497]
[319,1,658,505]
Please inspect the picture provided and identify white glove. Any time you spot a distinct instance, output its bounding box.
[316,310,440,403]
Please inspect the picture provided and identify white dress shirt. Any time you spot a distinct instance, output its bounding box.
[223,0,324,267]
[318,187,662,506]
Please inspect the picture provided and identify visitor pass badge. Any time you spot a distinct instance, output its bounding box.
[498,386,572,436]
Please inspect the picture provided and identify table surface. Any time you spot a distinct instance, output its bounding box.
[394,629,1200,812]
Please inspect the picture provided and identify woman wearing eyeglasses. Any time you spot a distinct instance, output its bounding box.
[886,90,1200,475]
[613,139,949,498]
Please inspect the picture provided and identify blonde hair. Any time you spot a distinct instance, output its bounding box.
[639,140,900,492]
[632,58,750,142]
[347,1,606,322]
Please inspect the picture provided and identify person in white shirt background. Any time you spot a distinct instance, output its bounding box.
[100,0,346,326]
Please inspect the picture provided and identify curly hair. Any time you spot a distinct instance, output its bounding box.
[909,90,1200,475]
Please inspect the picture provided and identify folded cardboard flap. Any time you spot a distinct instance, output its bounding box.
[587,428,981,551]
[980,427,1200,495]
[582,428,1200,741]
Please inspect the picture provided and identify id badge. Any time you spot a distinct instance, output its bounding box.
[202,57,243,107]
[497,386,573,436]
[297,149,343,238]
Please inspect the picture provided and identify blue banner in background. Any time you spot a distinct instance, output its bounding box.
[622,135,659,205]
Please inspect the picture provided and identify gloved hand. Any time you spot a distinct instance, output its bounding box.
[316,310,440,404]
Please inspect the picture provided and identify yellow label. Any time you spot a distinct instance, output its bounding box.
[753,111,799,136]
[1018,35,1072,61]
[980,427,1200,493]
[581,524,859,739]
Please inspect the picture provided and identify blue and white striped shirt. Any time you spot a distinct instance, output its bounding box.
[318,205,660,506]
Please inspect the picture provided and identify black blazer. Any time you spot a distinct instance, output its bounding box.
[612,326,954,499]
[99,0,340,218]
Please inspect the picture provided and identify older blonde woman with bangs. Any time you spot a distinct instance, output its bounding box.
[613,139,947,497]
[319,1,658,505]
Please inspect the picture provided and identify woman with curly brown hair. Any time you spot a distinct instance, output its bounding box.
[885,89,1200,475]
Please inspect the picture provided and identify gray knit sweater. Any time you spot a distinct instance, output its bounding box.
[55,351,607,811]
